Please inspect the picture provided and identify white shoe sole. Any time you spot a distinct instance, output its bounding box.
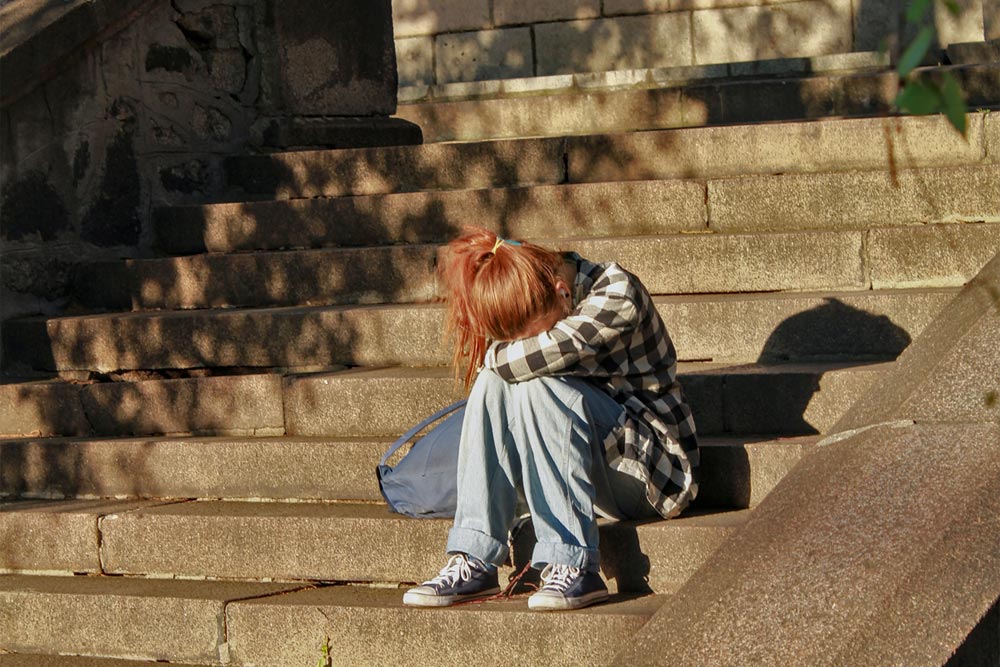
[527,589,610,611]
[403,587,501,607]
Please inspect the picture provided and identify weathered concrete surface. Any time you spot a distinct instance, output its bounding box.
[613,251,1000,667]
[565,112,989,185]
[435,27,534,84]
[77,243,441,311]
[588,230,868,297]
[660,288,953,363]
[400,51,891,103]
[396,34,434,86]
[0,654,163,667]
[0,499,158,573]
[947,37,1000,64]
[397,64,1000,143]
[224,134,567,199]
[162,161,1000,256]
[695,437,815,509]
[97,499,743,592]
[494,0,601,25]
[534,14,693,75]
[0,434,803,506]
[0,381,89,438]
[392,0,492,37]
[224,113,992,199]
[868,223,1000,289]
[613,422,1000,667]
[79,222,998,313]
[0,374,284,439]
[156,179,706,254]
[283,362,885,438]
[5,289,940,372]
[82,228,873,311]
[395,0,992,87]
[227,585,660,667]
[832,251,1000,431]
[80,374,284,437]
[0,575,299,662]
[694,0,852,65]
[0,436,389,501]
[709,164,1000,232]
[251,116,423,151]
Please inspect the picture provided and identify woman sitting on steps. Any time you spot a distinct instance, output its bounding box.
[403,226,700,611]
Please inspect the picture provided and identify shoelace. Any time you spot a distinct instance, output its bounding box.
[423,553,475,588]
[538,563,581,593]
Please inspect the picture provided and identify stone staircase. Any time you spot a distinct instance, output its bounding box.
[2,59,1000,666]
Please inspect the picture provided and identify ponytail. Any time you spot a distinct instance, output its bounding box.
[438,227,564,389]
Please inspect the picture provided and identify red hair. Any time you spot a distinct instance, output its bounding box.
[438,227,564,389]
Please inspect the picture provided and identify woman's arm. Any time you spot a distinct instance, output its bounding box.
[483,269,640,383]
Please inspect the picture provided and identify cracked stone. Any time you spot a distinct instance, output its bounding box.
[207,48,246,93]
[192,104,233,142]
[160,158,211,194]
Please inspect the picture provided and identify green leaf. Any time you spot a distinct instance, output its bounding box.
[943,0,962,17]
[940,72,967,135]
[906,0,933,22]
[896,80,942,115]
[898,25,935,77]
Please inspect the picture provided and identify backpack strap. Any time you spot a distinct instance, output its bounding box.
[379,400,468,467]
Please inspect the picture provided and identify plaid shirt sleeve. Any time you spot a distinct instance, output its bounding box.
[482,270,639,382]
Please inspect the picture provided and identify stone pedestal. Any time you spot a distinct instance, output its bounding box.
[261,0,398,116]
[253,0,411,148]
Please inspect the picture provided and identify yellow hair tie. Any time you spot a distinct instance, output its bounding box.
[491,237,521,253]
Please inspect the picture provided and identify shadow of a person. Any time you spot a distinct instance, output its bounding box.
[743,297,915,437]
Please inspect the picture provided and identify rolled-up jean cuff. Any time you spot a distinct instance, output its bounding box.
[446,526,509,567]
[532,542,601,573]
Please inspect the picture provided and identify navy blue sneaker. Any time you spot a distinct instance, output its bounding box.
[527,563,609,611]
[403,554,500,607]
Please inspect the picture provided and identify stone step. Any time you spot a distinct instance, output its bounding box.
[222,112,994,200]
[396,4,885,88]
[0,360,883,439]
[0,499,177,575]
[284,362,887,439]
[228,585,663,667]
[157,163,1000,255]
[3,289,954,375]
[0,654,170,667]
[76,224,1000,312]
[0,575,303,664]
[0,374,284,439]
[395,63,1000,143]
[0,574,662,666]
[0,433,814,509]
[399,52,892,104]
[1,498,746,594]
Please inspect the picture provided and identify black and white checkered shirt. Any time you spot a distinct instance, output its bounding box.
[482,254,699,518]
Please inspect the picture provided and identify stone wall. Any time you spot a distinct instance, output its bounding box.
[393,0,990,87]
[0,0,400,324]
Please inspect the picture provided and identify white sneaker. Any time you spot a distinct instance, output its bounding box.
[527,563,610,611]
[403,554,500,607]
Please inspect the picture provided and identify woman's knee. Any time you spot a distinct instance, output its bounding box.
[509,376,585,424]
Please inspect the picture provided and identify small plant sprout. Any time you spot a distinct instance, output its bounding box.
[316,636,332,667]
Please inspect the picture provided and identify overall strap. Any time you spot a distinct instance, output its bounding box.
[379,400,468,467]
